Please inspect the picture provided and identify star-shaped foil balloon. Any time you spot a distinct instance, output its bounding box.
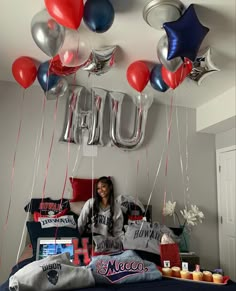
[81,45,117,75]
[188,47,220,85]
[163,4,210,61]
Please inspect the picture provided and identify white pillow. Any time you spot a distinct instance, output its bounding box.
[38,215,76,228]
[70,201,86,216]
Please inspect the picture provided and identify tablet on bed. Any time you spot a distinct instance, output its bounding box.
[36,237,78,262]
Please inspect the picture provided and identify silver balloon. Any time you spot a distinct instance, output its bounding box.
[46,77,69,100]
[188,47,220,85]
[87,88,107,146]
[82,45,117,75]
[60,86,85,143]
[31,9,65,57]
[58,28,90,67]
[132,93,154,110]
[157,35,183,72]
[109,92,152,150]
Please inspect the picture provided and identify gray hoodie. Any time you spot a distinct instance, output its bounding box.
[9,253,95,291]
[77,198,124,237]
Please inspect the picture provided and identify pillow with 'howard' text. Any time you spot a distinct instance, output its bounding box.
[69,177,97,202]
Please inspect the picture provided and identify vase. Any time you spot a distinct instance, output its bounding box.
[170,226,190,252]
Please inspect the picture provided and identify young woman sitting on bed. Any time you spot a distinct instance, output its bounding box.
[77,176,124,240]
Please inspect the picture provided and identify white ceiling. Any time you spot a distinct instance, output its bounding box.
[1,0,235,108]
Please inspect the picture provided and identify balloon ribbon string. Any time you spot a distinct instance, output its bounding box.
[162,95,174,224]
[16,87,47,263]
[58,75,78,224]
[41,93,59,202]
[135,158,140,211]
[0,89,25,267]
[40,62,53,209]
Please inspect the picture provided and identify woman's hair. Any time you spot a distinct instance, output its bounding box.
[87,176,115,236]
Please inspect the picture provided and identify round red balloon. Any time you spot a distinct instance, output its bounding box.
[127,61,150,92]
[12,57,37,89]
[161,58,193,89]
[50,55,80,76]
[45,0,84,30]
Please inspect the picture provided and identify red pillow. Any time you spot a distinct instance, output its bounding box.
[69,177,97,202]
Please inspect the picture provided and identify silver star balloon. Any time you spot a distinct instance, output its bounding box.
[188,47,220,85]
[81,45,117,75]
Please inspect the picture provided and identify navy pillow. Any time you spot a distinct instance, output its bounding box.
[26,221,81,258]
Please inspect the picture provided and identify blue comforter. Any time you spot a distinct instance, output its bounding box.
[1,258,236,291]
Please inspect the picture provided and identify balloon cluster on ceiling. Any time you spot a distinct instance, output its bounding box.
[11,1,220,95]
[12,0,117,96]
[10,0,221,150]
[147,3,220,92]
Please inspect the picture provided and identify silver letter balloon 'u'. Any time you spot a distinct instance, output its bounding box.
[87,87,107,146]
[109,92,151,150]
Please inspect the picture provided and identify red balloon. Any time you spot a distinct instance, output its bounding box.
[12,57,37,89]
[45,0,84,30]
[127,61,150,92]
[50,55,80,76]
[161,58,193,89]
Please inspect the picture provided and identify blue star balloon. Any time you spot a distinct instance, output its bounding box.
[163,4,210,61]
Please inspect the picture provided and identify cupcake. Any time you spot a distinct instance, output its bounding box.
[171,266,181,277]
[192,271,203,281]
[212,273,223,284]
[203,271,213,282]
[180,270,191,280]
[162,267,172,277]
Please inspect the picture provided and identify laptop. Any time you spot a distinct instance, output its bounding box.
[36,237,78,262]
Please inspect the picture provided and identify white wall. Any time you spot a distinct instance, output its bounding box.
[0,81,218,283]
[196,87,236,134]
[215,128,236,149]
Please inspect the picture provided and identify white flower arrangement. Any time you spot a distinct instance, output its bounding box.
[163,200,204,228]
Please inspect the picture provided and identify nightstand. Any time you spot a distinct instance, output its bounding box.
[180,253,200,271]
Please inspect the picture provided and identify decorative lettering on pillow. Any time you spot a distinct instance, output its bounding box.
[38,215,76,229]
[123,221,173,255]
[89,250,162,284]
[92,235,123,254]
[24,198,70,215]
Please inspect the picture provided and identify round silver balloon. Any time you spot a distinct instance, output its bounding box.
[46,77,69,100]
[132,93,154,111]
[157,35,183,72]
[59,28,90,67]
[31,9,65,57]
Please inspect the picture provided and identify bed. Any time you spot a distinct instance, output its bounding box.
[1,197,235,290]
[1,257,236,291]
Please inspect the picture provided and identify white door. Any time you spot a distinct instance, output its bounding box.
[216,146,236,281]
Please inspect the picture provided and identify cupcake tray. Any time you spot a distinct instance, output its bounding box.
[162,274,230,285]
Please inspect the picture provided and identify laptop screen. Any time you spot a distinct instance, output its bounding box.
[36,237,77,262]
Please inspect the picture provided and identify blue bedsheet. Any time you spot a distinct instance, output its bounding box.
[1,258,236,291]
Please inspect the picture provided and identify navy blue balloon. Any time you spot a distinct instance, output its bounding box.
[163,4,209,61]
[37,61,60,92]
[150,64,169,92]
[83,0,115,33]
